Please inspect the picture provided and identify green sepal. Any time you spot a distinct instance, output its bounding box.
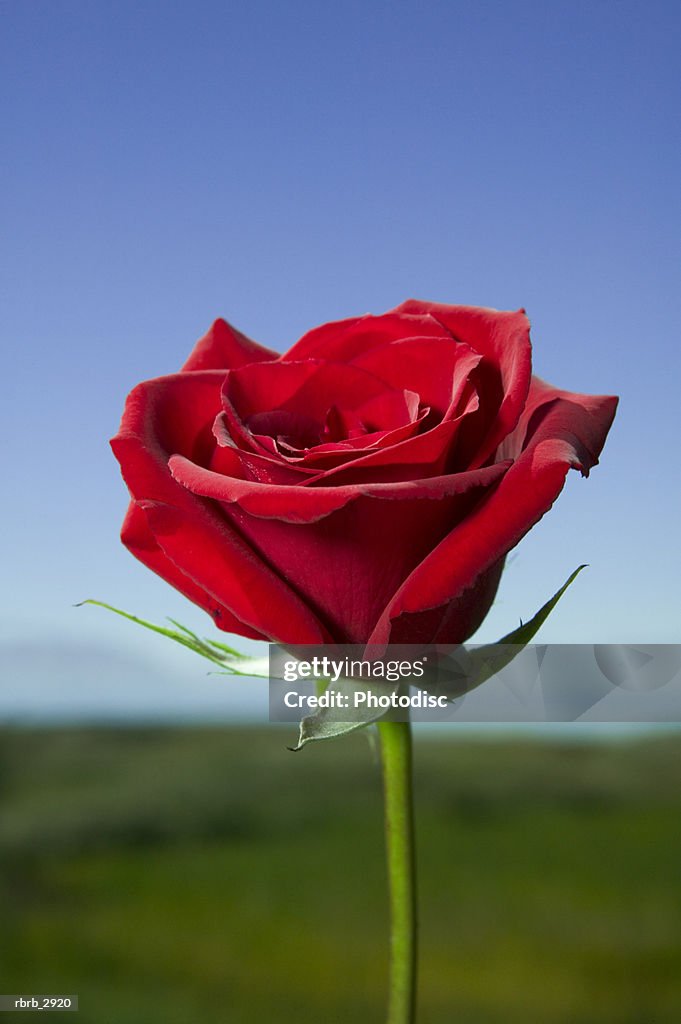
[77,599,268,676]
[288,677,398,751]
[432,563,588,698]
[496,564,586,646]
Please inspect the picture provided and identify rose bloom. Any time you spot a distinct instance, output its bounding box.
[111,301,617,647]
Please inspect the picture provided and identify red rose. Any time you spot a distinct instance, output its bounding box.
[111,301,617,647]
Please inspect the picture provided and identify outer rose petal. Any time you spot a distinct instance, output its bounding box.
[169,459,509,643]
[111,372,332,642]
[368,387,618,646]
[169,454,508,523]
[120,502,267,641]
[182,317,278,371]
[498,375,616,468]
[378,559,507,646]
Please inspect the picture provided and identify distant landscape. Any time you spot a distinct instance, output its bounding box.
[2,726,680,1023]
[0,641,268,722]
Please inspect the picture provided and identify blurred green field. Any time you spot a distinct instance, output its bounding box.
[1,726,680,1023]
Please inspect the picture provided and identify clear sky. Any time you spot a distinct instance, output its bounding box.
[2,1,680,715]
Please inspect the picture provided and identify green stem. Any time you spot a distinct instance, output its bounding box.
[378,719,418,1024]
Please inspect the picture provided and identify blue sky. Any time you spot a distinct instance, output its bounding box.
[2,1,680,716]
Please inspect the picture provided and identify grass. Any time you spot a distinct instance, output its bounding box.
[1,726,680,1022]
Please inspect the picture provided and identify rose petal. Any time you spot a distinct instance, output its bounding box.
[378,559,507,646]
[303,391,479,486]
[114,370,226,462]
[283,311,451,362]
[224,358,392,422]
[211,406,430,476]
[169,458,508,643]
[207,414,465,500]
[120,501,267,641]
[353,388,422,432]
[279,408,430,467]
[169,454,508,523]
[497,376,617,470]
[368,386,618,646]
[182,317,278,371]
[212,412,319,483]
[220,358,397,459]
[111,372,332,642]
[393,301,532,465]
[350,335,483,421]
